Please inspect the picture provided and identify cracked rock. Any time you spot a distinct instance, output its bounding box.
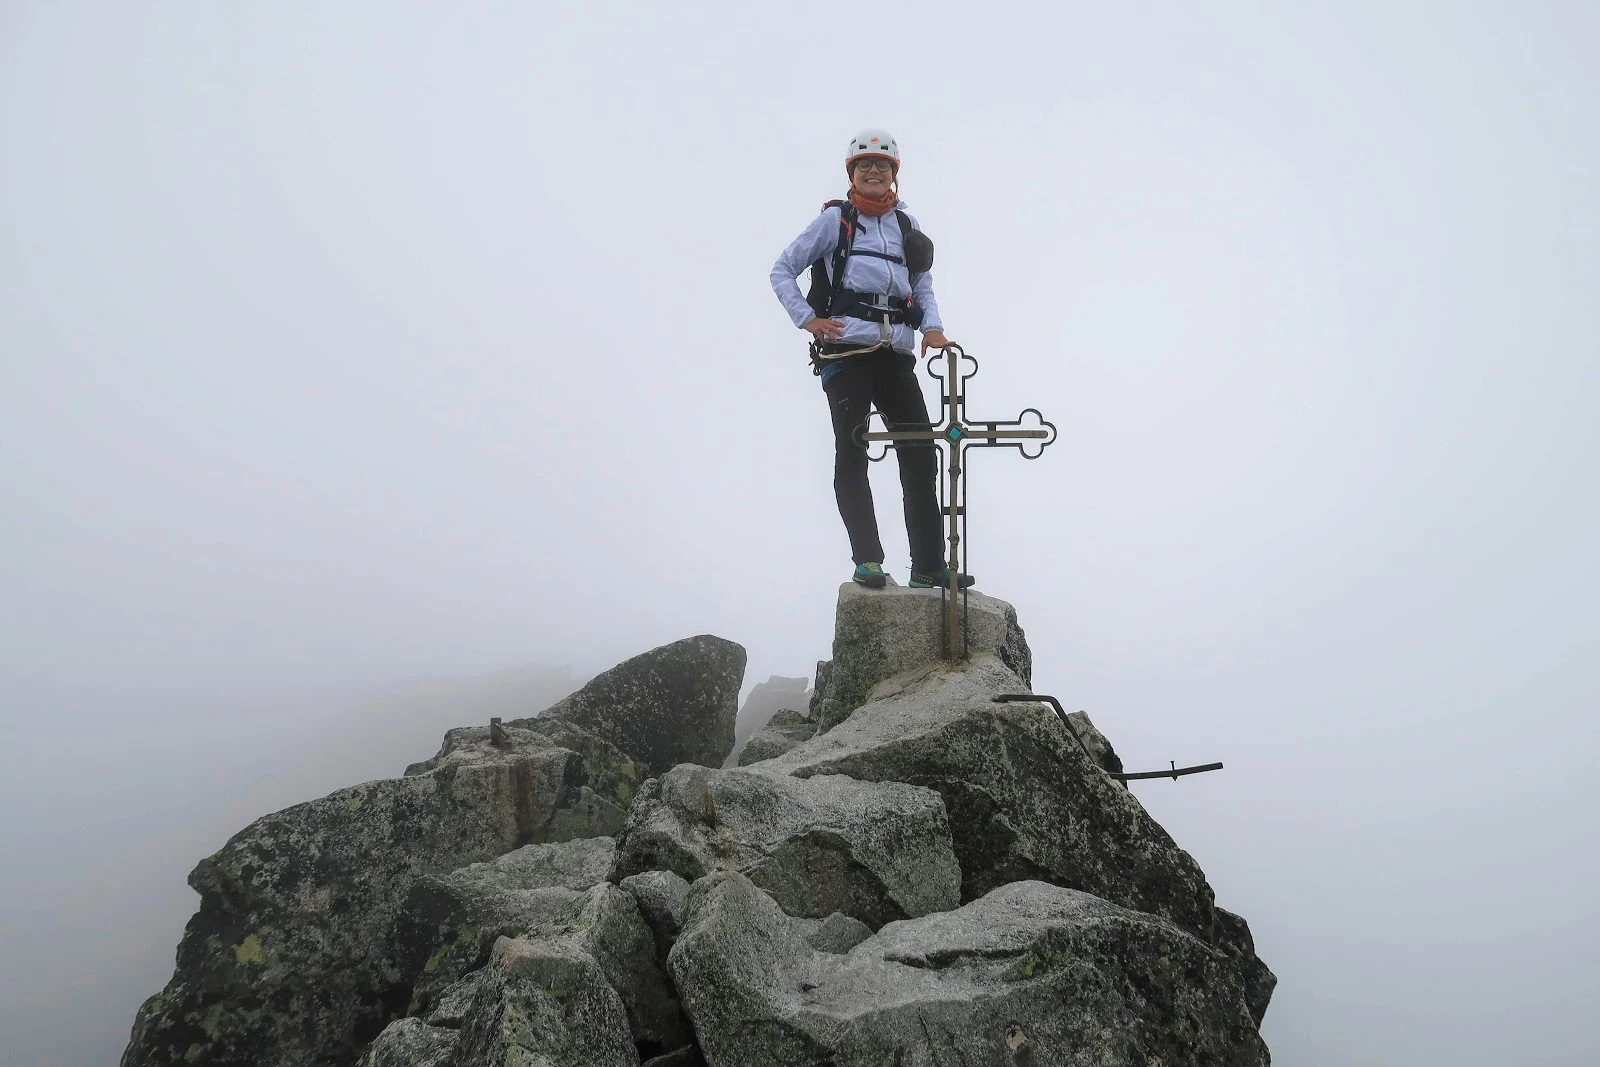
[454,936,639,1067]
[610,764,960,930]
[397,837,687,1055]
[764,653,1275,1022]
[669,871,1269,1067]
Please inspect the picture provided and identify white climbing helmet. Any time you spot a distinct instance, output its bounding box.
[845,128,900,173]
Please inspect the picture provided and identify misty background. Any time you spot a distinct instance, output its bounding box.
[2,2,1597,1064]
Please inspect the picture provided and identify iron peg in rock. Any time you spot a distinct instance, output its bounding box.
[992,694,1223,783]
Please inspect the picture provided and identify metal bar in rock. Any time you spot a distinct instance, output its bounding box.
[992,695,1224,784]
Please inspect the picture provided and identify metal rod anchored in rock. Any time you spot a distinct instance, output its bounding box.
[992,694,1223,783]
[1116,761,1226,782]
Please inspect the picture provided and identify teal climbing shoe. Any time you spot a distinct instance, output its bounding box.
[909,567,975,590]
[852,562,888,588]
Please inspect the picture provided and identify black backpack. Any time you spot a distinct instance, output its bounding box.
[804,199,935,320]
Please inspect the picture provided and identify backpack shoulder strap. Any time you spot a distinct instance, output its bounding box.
[825,200,857,299]
[806,200,857,319]
[824,199,856,245]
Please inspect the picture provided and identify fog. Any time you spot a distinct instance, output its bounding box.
[2,3,1596,1065]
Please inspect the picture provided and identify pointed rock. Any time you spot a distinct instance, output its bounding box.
[736,708,816,766]
[519,635,747,775]
[1065,707,1127,785]
[726,674,811,767]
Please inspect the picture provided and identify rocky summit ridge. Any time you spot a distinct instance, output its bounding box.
[123,586,1273,1067]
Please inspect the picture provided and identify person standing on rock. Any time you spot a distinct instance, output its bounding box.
[770,128,976,591]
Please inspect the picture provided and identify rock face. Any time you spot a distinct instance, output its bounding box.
[396,836,688,1054]
[725,674,811,767]
[127,597,1274,1066]
[405,716,652,840]
[366,836,687,1065]
[122,743,617,1067]
[669,871,1269,1067]
[810,583,1032,731]
[761,653,1274,1021]
[356,1017,457,1067]
[620,869,692,965]
[123,638,737,1067]
[736,707,817,766]
[453,936,639,1067]
[1066,707,1127,784]
[522,634,746,775]
[610,764,961,930]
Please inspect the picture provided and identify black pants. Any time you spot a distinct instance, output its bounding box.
[823,348,944,574]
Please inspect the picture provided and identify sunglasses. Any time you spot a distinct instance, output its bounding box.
[853,158,896,173]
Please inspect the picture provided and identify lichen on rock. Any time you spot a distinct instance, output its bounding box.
[124,598,1273,1067]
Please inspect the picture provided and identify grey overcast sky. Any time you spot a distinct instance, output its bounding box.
[2,2,1597,1065]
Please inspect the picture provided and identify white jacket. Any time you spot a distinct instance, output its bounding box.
[770,201,944,355]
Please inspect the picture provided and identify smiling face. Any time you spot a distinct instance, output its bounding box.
[850,156,897,197]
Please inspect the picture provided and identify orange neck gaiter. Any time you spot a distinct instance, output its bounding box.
[849,188,899,217]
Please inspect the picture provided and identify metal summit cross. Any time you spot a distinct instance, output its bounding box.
[856,343,1057,660]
